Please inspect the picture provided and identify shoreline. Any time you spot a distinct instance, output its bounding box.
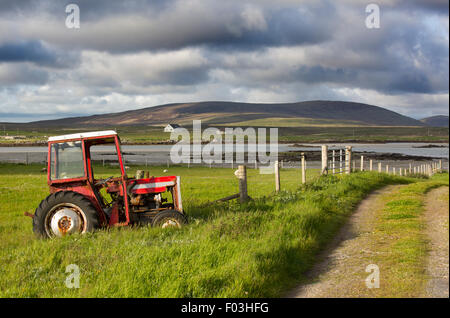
[1,140,449,147]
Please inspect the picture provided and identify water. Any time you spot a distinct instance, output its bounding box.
[0,142,448,166]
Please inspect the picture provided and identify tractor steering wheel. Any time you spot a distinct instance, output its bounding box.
[95,176,114,187]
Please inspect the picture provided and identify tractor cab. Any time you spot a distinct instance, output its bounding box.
[31,131,186,238]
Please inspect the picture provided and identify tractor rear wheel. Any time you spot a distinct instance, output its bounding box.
[152,210,187,228]
[33,191,99,238]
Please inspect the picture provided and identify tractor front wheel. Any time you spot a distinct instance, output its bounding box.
[33,191,99,238]
[152,210,187,229]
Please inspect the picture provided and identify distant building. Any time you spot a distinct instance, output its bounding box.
[164,124,181,132]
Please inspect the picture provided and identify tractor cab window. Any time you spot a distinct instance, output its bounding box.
[50,141,85,180]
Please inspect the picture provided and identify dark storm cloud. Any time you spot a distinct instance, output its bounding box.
[0,1,335,53]
[0,0,448,119]
[0,40,80,68]
[406,0,449,13]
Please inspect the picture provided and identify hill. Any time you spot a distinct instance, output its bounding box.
[27,100,425,127]
[420,115,449,127]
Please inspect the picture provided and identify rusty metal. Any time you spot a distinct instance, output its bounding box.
[31,130,186,237]
[24,211,34,218]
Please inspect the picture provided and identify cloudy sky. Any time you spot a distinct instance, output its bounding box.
[0,0,448,122]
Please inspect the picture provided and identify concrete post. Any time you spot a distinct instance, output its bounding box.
[275,160,281,192]
[301,153,306,184]
[345,146,352,174]
[321,145,328,175]
[332,150,336,174]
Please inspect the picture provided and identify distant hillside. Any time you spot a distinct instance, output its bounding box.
[28,100,425,127]
[420,115,449,127]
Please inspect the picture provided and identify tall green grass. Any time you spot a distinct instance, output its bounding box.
[0,163,413,297]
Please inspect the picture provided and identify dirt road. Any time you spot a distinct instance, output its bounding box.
[286,185,401,298]
[287,184,449,298]
[423,186,449,298]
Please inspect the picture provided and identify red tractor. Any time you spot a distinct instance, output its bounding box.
[31,130,186,238]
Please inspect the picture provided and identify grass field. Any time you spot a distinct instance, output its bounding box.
[0,163,447,297]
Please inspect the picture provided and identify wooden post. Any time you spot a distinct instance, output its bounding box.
[393,167,396,175]
[275,160,281,192]
[145,158,148,167]
[345,146,352,174]
[25,152,29,165]
[409,163,412,174]
[399,168,403,176]
[369,159,373,171]
[360,156,364,171]
[136,170,145,179]
[332,150,336,174]
[352,160,355,172]
[439,160,442,172]
[378,162,382,173]
[339,149,343,174]
[386,165,389,173]
[301,153,306,184]
[321,145,328,175]
[414,166,416,174]
[167,159,170,168]
[237,165,248,203]
[254,159,258,170]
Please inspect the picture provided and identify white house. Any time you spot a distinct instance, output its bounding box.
[164,124,181,132]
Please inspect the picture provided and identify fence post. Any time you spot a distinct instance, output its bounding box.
[254,159,258,170]
[275,160,281,192]
[340,149,343,174]
[321,145,328,175]
[360,156,364,171]
[301,153,306,184]
[369,159,373,171]
[237,165,248,203]
[332,150,336,174]
[136,170,145,179]
[378,162,382,173]
[386,165,389,174]
[439,160,442,172]
[345,146,352,174]
[25,152,29,165]
[409,163,412,174]
[393,167,396,175]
